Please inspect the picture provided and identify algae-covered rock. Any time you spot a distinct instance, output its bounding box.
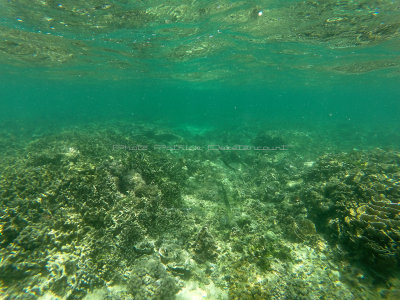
[192,226,218,263]
[127,256,180,300]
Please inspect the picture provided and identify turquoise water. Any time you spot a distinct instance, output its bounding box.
[1,1,400,299]
[1,73,400,138]
[1,0,400,136]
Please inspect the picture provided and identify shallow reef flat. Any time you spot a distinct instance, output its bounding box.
[0,121,399,299]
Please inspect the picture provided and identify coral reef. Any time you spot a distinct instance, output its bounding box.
[300,149,400,274]
[0,124,188,298]
[1,122,397,298]
[252,132,287,149]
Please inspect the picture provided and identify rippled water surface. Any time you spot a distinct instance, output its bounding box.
[1,0,400,84]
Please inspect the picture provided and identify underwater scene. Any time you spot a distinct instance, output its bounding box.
[1,0,400,299]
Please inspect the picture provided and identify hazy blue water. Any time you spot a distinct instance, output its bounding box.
[1,0,400,149]
[1,71,400,141]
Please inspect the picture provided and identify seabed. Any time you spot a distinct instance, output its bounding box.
[1,121,399,299]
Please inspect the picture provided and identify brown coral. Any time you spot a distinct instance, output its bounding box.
[344,196,400,270]
[301,149,400,274]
